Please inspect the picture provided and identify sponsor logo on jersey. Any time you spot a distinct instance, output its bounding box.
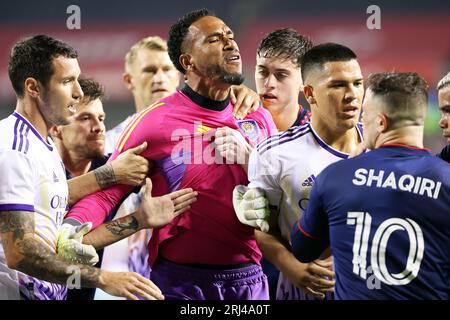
[196,124,211,134]
[302,174,316,187]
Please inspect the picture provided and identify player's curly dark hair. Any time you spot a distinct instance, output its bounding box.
[79,77,105,103]
[8,35,78,98]
[257,28,313,68]
[168,8,215,74]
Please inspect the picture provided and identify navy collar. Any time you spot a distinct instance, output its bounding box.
[181,84,229,111]
[379,143,432,155]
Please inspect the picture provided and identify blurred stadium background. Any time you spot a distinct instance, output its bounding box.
[0,0,449,152]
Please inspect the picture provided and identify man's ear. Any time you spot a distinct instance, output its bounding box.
[179,53,193,73]
[24,77,40,98]
[123,73,134,91]
[378,113,389,133]
[303,85,316,105]
[49,125,62,139]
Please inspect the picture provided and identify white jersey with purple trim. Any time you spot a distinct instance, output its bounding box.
[248,122,363,300]
[0,112,68,300]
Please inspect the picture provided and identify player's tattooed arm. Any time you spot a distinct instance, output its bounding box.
[0,211,101,287]
[83,178,197,250]
[67,170,112,206]
[83,215,140,250]
[93,164,116,189]
[67,142,149,206]
[1,211,165,299]
[105,215,139,236]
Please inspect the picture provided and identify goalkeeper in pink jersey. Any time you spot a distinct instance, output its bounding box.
[63,9,277,300]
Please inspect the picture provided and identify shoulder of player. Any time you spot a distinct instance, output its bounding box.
[0,147,35,173]
[106,115,134,136]
[245,106,276,127]
[429,153,450,178]
[248,105,272,118]
[0,115,53,155]
[113,99,177,153]
[120,100,173,134]
[438,144,450,162]
[137,99,173,119]
[255,123,312,156]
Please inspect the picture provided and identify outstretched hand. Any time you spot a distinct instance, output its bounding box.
[135,178,198,229]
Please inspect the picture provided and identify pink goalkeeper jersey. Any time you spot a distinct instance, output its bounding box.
[67,86,277,266]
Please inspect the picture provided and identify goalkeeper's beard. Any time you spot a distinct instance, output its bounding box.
[205,65,245,86]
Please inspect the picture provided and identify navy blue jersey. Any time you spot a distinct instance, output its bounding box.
[291,144,450,299]
[438,145,450,162]
[291,105,311,128]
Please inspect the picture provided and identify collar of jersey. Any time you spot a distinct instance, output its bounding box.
[181,84,230,111]
[308,123,350,159]
[379,143,431,153]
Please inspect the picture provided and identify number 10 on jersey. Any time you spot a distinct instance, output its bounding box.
[346,212,424,286]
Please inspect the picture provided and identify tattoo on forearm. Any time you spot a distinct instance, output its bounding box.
[0,211,34,242]
[17,237,101,287]
[105,216,139,236]
[0,211,101,287]
[94,163,116,189]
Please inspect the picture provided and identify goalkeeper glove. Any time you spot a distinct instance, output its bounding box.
[233,185,270,232]
[57,222,99,266]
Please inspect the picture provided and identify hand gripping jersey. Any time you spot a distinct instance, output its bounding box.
[0,112,68,300]
[292,145,450,299]
[248,122,363,299]
[66,86,277,266]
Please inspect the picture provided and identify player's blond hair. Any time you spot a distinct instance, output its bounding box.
[437,71,450,90]
[125,36,168,71]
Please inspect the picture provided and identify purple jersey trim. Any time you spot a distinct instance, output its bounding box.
[309,124,349,159]
[155,153,188,192]
[257,125,310,155]
[18,121,26,152]
[13,112,53,151]
[0,204,34,212]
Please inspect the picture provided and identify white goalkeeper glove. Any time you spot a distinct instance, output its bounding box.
[233,185,270,232]
[57,222,99,266]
